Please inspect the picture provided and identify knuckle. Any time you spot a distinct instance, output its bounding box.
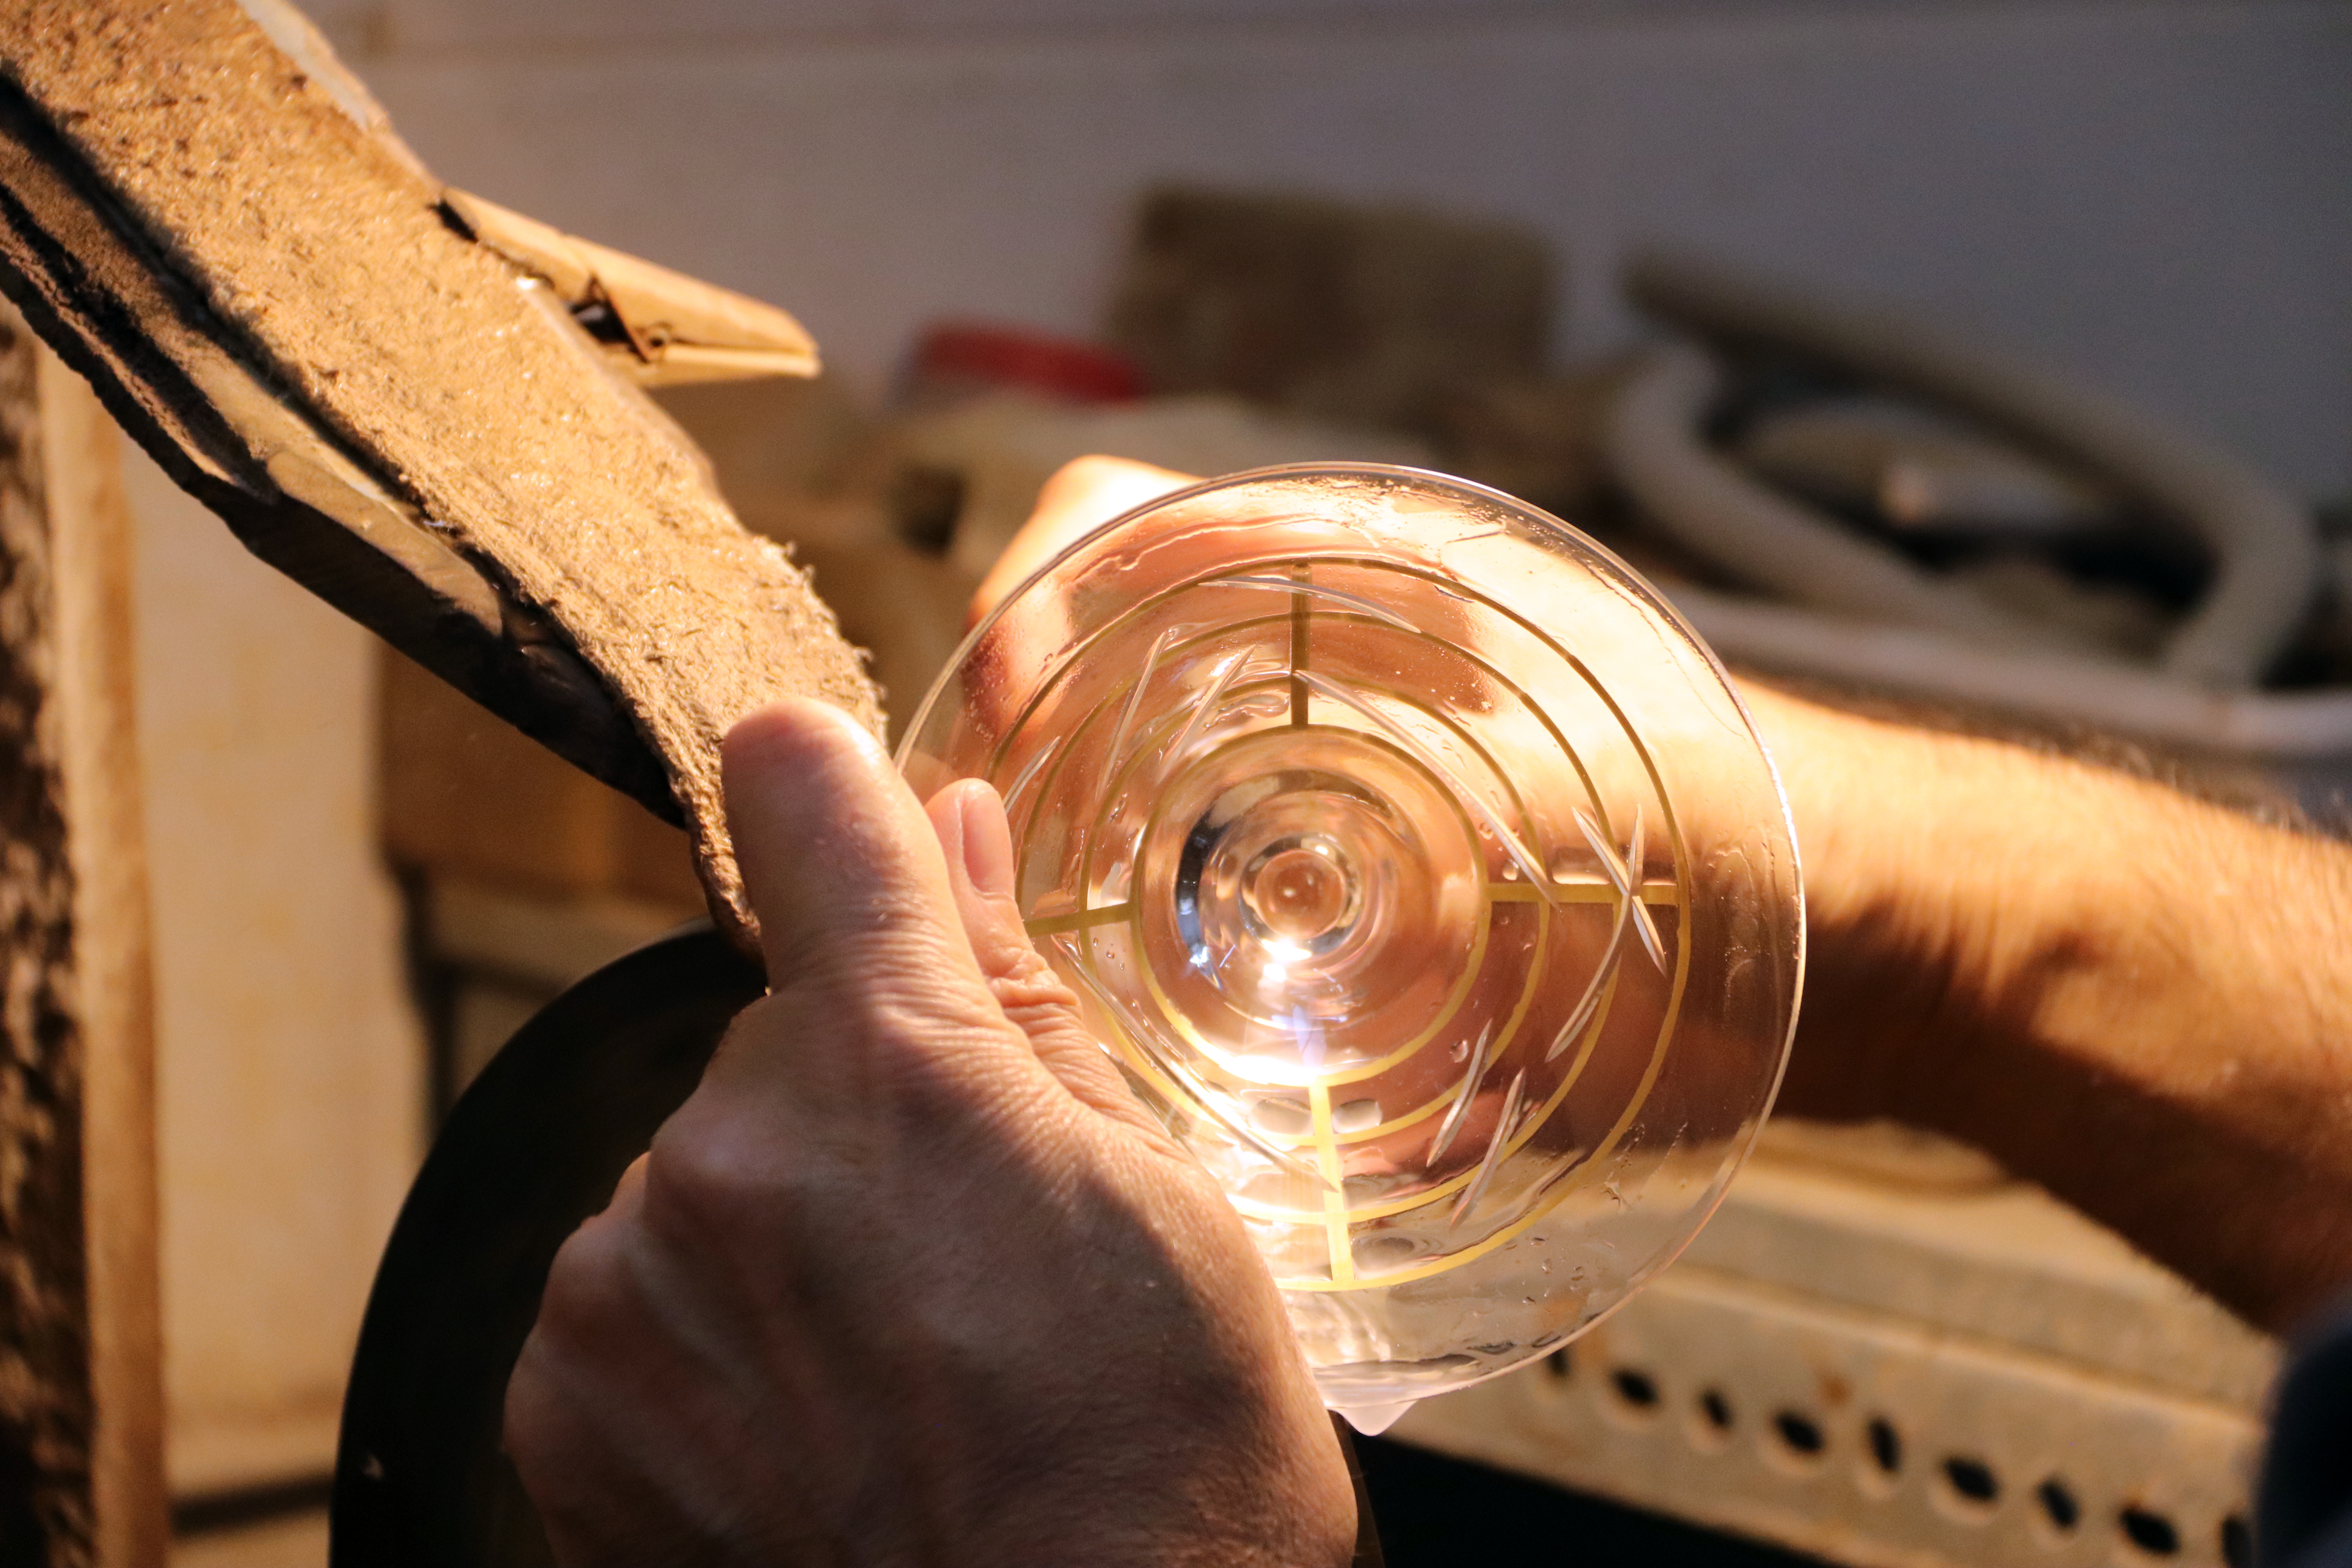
[670,966,1074,1209]
[769,942,1024,1072]
[765,879,955,987]
[534,1215,635,1347]
[640,1111,782,1239]
[985,940,1079,1017]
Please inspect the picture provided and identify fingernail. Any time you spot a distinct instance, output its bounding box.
[958,782,1016,900]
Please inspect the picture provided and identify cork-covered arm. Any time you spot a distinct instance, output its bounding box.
[0,0,883,952]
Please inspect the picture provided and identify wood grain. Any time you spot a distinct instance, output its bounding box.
[38,338,162,1568]
[0,296,165,1568]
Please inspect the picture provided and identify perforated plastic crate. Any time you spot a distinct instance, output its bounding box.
[1390,1129,2272,1568]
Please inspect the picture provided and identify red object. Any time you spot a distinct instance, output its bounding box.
[908,322,1144,404]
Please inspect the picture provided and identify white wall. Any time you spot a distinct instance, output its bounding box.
[330,0,2350,498]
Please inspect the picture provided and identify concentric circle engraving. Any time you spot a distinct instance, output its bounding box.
[900,465,1802,1413]
[1141,727,1483,1082]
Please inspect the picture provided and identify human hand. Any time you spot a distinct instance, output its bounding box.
[503,700,1356,1566]
[967,454,1198,628]
[964,457,1959,1131]
[978,454,2352,1327]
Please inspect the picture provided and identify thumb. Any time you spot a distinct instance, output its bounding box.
[721,699,991,1008]
[924,779,1180,1147]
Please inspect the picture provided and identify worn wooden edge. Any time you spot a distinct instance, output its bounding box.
[0,4,887,954]
[36,338,165,1568]
[0,72,684,824]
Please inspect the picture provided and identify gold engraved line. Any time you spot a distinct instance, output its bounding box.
[1489,877,1680,907]
[1132,726,1492,1091]
[1289,561,1310,727]
[1282,955,1682,1291]
[1024,902,1136,936]
[1309,1080,1353,1284]
[1276,559,1699,1289]
[1283,560,1698,1112]
[1236,892,1559,1227]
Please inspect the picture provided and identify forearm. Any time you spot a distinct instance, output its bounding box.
[1746,684,2352,1331]
[976,454,2352,1333]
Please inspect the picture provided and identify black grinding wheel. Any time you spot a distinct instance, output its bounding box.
[327,924,1382,1566]
[330,926,763,1567]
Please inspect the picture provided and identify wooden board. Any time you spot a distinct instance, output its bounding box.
[0,0,881,947]
[0,297,165,1568]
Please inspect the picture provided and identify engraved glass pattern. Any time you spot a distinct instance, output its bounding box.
[899,465,1803,1420]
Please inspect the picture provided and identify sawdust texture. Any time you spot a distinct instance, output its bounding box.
[0,0,883,940]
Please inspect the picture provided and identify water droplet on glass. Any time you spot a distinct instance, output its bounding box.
[1332,1098,1383,1134]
